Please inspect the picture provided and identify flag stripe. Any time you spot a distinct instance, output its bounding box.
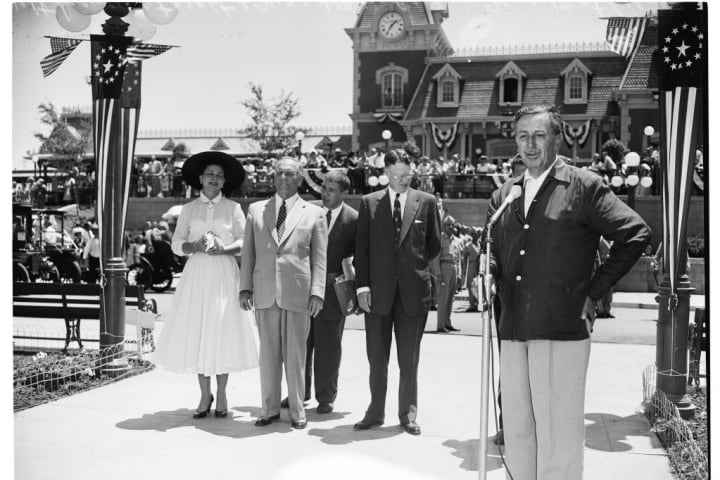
[606,17,647,58]
[126,44,173,62]
[40,40,81,77]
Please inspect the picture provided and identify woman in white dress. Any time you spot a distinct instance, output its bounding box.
[154,151,258,418]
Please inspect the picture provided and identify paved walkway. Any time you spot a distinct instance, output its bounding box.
[13,291,699,479]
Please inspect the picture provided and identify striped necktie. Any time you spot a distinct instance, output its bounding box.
[393,193,402,243]
[277,200,287,239]
[326,209,332,233]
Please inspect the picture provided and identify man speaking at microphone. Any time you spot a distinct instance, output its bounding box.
[486,105,650,479]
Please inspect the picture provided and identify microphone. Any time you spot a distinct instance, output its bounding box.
[488,184,522,225]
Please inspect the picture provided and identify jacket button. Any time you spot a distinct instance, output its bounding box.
[520,249,526,255]
[523,224,530,230]
[515,275,522,281]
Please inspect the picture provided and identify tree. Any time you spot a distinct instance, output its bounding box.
[601,138,627,164]
[240,83,305,156]
[34,102,92,173]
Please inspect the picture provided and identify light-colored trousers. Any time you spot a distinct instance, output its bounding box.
[500,337,591,480]
[256,303,311,422]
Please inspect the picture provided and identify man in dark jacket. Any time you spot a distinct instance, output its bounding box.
[353,148,442,435]
[486,105,650,479]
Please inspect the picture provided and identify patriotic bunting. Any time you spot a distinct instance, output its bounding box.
[40,37,82,77]
[373,112,403,123]
[431,122,459,149]
[606,17,648,58]
[561,119,592,148]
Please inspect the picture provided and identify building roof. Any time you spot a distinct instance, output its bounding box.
[355,2,434,28]
[619,20,660,90]
[405,54,628,122]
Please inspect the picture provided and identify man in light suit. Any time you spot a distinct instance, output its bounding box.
[353,148,442,435]
[239,157,327,430]
[303,170,358,414]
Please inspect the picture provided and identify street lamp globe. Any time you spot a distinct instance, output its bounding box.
[295,131,305,142]
[382,130,392,141]
[624,152,641,168]
[640,176,654,188]
[644,126,655,137]
[625,174,640,187]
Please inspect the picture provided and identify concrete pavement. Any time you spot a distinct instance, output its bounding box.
[13,291,692,480]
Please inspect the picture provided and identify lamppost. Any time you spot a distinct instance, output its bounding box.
[644,126,659,195]
[295,131,305,158]
[382,129,392,153]
[610,152,651,211]
[52,2,177,375]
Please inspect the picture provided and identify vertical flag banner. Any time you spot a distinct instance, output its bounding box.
[90,34,133,277]
[606,17,648,58]
[656,8,706,299]
[120,61,142,243]
[40,37,82,77]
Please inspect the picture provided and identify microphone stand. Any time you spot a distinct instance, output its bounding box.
[477,219,495,480]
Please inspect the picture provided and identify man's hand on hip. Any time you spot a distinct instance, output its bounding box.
[308,295,324,317]
[358,291,371,313]
[582,296,596,333]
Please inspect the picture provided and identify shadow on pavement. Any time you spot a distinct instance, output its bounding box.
[443,438,505,472]
[585,412,662,452]
[115,405,306,438]
[307,424,403,445]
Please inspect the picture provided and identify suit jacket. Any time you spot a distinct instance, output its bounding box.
[239,196,327,313]
[487,157,651,341]
[355,188,442,316]
[321,203,358,319]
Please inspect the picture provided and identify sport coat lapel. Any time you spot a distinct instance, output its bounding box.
[328,204,346,241]
[279,197,306,245]
[510,177,526,224]
[263,197,278,244]
[399,189,420,245]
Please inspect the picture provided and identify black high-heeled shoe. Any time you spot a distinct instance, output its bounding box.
[193,394,214,419]
[215,408,228,418]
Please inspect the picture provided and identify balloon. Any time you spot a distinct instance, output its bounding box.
[624,151,641,167]
[56,5,91,32]
[71,2,105,15]
[378,175,389,186]
[610,176,623,188]
[143,3,180,25]
[626,174,639,187]
[368,176,379,187]
[126,8,157,42]
[643,126,655,136]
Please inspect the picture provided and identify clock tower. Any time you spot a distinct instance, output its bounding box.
[345,2,452,153]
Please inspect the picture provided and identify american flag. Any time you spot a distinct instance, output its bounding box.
[90,34,136,273]
[40,37,82,77]
[605,17,648,58]
[657,8,706,297]
[126,43,174,63]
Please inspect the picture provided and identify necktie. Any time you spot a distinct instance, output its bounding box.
[277,200,287,239]
[326,209,332,232]
[393,193,402,243]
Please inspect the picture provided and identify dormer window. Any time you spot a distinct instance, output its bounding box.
[433,63,462,107]
[561,58,591,104]
[376,64,409,109]
[496,61,526,106]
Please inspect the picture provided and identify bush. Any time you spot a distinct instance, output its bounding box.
[687,234,704,258]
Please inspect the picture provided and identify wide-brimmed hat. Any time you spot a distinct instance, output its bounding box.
[181,151,246,193]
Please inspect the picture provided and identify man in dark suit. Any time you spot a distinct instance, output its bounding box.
[486,105,650,478]
[299,170,358,414]
[353,149,442,435]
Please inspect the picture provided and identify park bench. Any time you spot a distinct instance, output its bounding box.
[12,282,156,353]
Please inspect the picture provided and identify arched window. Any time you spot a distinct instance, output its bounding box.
[568,75,584,100]
[503,77,519,104]
[433,63,462,107]
[561,59,591,104]
[496,61,525,107]
[382,72,403,108]
[441,80,455,103]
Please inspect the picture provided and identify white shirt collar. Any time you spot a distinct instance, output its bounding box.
[387,186,408,200]
[524,158,558,185]
[200,192,223,207]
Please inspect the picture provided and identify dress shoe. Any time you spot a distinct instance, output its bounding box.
[493,429,505,445]
[402,421,421,435]
[291,419,307,429]
[316,402,334,414]
[353,418,384,430]
[254,413,281,426]
[215,409,228,418]
[446,325,461,332]
[193,394,214,419]
[436,327,448,333]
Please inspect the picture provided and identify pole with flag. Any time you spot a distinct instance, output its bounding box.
[654,4,707,418]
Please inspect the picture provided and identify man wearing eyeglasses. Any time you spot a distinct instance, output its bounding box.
[353,148,442,435]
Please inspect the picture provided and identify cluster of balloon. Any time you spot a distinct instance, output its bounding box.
[367,175,389,187]
[56,2,179,41]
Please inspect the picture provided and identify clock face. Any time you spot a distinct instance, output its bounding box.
[378,12,405,39]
